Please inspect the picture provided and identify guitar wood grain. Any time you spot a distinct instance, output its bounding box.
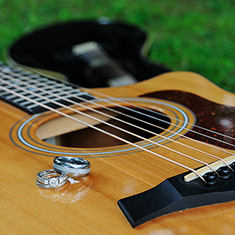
[0,71,235,234]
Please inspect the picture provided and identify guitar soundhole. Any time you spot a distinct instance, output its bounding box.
[51,107,171,148]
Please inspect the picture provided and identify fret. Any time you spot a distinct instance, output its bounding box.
[57,85,72,90]
[33,97,45,102]
[44,80,57,86]
[0,84,14,89]
[5,94,18,99]
[72,41,99,55]
[0,63,94,114]
[13,97,28,104]
[36,77,51,82]
[27,102,43,109]
[0,91,9,96]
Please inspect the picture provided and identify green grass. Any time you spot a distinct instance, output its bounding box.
[0,0,234,92]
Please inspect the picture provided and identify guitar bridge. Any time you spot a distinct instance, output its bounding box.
[118,163,235,228]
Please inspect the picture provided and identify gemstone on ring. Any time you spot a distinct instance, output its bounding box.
[36,169,68,189]
[49,177,59,188]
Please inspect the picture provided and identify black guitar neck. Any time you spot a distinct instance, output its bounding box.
[8,18,169,88]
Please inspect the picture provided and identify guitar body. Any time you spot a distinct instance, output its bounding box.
[1,69,235,234]
[8,18,169,88]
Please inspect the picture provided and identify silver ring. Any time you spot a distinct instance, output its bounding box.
[53,157,91,178]
[36,169,68,188]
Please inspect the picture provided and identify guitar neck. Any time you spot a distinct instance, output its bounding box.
[0,63,93,114]
[72,41,138,86]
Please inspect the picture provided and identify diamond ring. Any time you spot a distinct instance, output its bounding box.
[36,169,68,188]
[53,157,91,178]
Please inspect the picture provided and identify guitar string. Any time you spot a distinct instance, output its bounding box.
[80,53,125,77]
[4,56,235,147]
[2,70,232,170]
[79,46,235,142]
[78,53,137,86]
[80,90,235,157]
[0,79,206,182]
[4,73,232,175]
[0,76,221,174]
[85,47,235,142]
[0,67,234,164]
[0,76,232,177]
[0,64,234,169]
[72,42,137,83]
[3,62,235,149]
[2,66,234,178]
[82,87,235,150]
[1,67,235,156]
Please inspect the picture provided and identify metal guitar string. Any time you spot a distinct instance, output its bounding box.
[80,46,235,142]
[2,65,234,149]
[0,65,234,179]
[0,80,206,182]
[0,76,220,171]
[2,66,235,151]
[1,68,234,167]
[1,74,228,175]
[1,71,232,171]
[82,87,235,153]
[9,68,233,163]
[73,42,137,86]
[79,53,136,85]
[0,68,234,169]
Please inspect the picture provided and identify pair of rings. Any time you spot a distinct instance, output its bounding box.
[36,157,91,189]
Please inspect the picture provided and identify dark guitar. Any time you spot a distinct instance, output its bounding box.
[0,62,235,234]
[7,18,169,88]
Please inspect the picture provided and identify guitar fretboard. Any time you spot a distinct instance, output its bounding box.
[0,63,93,114]
[72,41,138,87]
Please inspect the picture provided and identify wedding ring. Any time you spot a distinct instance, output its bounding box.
[53,157,91,178]
[36,169,68,188]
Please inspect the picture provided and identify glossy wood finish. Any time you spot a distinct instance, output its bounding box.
[1,71,235,234]
[8,19,169,88]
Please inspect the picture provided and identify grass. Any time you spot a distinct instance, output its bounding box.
[0,0,234,92]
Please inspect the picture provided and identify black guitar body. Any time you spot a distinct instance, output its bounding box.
[8,18,169,88]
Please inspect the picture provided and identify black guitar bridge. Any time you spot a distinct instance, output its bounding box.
[118,170,235,227]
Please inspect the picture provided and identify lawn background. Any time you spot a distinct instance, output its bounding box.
[0,0,234,92]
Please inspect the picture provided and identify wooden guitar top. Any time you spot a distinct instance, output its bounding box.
[0,69,235,234]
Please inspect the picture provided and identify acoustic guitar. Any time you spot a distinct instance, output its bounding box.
[7,18,169,88]
[0,62,235,234]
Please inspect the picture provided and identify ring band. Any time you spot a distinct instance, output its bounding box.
[37,169,68,188]
[53,157,91,177]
